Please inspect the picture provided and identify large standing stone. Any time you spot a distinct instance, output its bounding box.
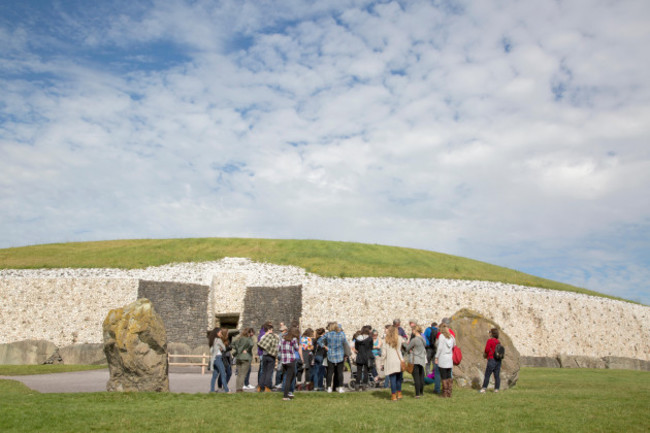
[449,309,520,390]
[102,298,169,392]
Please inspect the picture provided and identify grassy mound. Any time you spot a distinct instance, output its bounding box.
[0,237,615,300]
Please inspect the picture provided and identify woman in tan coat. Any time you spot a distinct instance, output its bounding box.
[381,326,405,401]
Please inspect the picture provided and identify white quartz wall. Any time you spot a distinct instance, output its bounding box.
[1,259,648,360]
[0,278,138,347]
[299,277,650,361]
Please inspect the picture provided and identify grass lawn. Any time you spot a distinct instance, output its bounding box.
[0,237,625,301]
[0,368,648,433]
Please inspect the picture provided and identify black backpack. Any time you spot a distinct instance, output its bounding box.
[426,327,438,350]
[494,343,505,361]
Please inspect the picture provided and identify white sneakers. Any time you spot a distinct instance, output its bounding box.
[326,386,345,393]
[243,384,255,390]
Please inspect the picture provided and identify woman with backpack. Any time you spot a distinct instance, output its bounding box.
[300,328,315,390]
[480,328,503,393]
[354,325,374,391]
[312,328,327,390]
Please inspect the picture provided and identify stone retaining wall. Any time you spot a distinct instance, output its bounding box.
[0,278,138,347]
[298,277,650,361]
[138,280,209,348]
[1,260,649,363]
[240,285,303,331]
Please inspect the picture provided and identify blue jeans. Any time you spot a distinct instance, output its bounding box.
[260,355,276,389]
[388,372,403,394]
[257,356,264,386]
[217,357,232,389]
[434,363,441,393]
[210,356,229,392]
[275,365,283,387]
[482,359,501,390]
[312,358,325,388]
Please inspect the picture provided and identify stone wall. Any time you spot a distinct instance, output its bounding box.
[240,285,303,331]
[138,280,209,348]
[1,260,649,363]
[0,278,137,347]
[299,277,650,361]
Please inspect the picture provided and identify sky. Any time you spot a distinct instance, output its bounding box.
[1,0,649,304]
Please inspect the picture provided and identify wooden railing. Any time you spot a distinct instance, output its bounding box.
[168,353,209,375]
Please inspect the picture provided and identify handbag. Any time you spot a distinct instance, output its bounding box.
[452,345,462,366]
[397,348,414,374]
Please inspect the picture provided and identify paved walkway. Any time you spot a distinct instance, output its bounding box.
[0,368,354,394]
[1,369,219,393]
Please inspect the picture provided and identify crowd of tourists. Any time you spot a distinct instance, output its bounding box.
[207,318,503,401]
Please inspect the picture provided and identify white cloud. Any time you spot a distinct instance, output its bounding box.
[1,0,649,303]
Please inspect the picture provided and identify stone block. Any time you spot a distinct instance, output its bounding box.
[59,343,106,365]
[520,356,561,368]
[0,339,58,365]
[558,355,606,369]
[604,356,650,371]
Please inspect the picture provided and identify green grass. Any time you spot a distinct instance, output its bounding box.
[0,368,648,432]
[0,364,107,376]
[0,237,621,300]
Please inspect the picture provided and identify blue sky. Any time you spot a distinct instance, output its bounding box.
[1,0,649,304]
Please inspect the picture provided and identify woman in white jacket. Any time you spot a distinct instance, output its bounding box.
[381,325,405,401]
[434,323,455,398]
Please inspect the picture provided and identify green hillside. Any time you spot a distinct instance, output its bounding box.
[0,237,617,300]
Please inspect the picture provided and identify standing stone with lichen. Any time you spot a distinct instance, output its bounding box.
[102,298,169,392]
[449,308,520,390]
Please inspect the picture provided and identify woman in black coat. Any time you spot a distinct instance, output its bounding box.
[354,325,374,390]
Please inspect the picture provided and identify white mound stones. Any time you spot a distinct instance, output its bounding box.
[1,258,649,361]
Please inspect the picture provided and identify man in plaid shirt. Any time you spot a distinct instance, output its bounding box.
[257,325,280,392]
[319,324,348,393]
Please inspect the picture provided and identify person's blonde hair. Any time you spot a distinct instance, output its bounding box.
[385,325,399,348]
[327,322,341,332]
[414,325,423,334]
[439,323,451,339]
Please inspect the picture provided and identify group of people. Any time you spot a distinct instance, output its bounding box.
[207,317,503,401]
